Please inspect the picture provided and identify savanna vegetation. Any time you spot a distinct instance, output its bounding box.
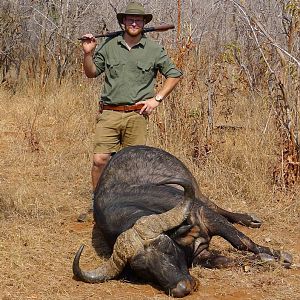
[0,1,299,299]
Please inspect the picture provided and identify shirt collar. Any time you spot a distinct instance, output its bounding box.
[117,34,147,48]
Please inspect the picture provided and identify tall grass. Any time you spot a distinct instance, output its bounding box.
[0,50,299,232]
[0,78,97,218]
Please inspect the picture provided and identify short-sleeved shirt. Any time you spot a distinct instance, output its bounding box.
[93,34,182,105]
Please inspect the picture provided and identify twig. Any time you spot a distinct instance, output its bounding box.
[228,0,300,69]
[31,7,78,45]
[228,0,274,73]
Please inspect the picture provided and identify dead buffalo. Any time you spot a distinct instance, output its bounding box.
[73,145,292,298]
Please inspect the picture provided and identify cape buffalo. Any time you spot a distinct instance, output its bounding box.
[73,145,292,298]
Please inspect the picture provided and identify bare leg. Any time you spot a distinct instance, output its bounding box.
[77,153,111,222]
[92,153,111,191]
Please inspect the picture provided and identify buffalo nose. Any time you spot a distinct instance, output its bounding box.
[170,277,199,298]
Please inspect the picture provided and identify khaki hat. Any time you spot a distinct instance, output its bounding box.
[117,2,153,25]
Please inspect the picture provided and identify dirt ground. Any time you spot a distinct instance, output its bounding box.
[0,95,300,300]
[0,213,299,300]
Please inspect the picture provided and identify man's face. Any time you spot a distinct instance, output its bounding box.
[123,15,144,37]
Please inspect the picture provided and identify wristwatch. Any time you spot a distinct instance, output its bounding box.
[155,94,164,102]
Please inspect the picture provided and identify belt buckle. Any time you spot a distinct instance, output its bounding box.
[122,105,133,112]
[124,105,131,112]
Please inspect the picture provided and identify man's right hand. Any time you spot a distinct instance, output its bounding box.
[81,34,97,54]
[81,34,98,78]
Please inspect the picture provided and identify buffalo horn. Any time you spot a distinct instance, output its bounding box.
[73,177,195,283]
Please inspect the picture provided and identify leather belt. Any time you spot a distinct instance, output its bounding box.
[103,103,144,112]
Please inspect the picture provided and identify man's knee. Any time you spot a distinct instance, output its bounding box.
[93,153,111,169]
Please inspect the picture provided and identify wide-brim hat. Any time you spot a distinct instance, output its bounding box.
[117,2,153,25]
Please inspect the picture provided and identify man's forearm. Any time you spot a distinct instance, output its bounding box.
[157,77,181,98]
[138,77,181,115]
[83,53,97,78]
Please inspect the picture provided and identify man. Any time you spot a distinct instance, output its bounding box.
[78,1,182,221]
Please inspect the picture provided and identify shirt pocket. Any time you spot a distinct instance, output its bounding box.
[137,61,154,83]
[106,59,122,79]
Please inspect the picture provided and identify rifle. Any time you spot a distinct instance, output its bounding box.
[78,24,175,41]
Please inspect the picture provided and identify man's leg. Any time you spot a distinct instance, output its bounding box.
[77,153,111,222]
[121,112,148,147]
[77,110,121,222]
[91,153,111,191]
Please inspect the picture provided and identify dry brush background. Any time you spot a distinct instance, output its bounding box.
[1,0,300,299]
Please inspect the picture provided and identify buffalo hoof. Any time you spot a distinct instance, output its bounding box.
[257,252,293,268]
[170,276,198,298]
[247,213,262,228]
[240,213,262,228]
[280,251,293,268]
[257,253,276,263]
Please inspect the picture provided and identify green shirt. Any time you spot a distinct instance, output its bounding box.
[93,34,182,105]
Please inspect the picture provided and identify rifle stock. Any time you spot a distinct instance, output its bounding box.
[78,24,174,41]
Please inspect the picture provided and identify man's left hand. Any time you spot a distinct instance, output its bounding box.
[137,98,160,115]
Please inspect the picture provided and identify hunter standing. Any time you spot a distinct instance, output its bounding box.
[78,1,182,221]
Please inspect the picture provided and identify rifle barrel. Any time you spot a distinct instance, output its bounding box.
[78,24,175,41]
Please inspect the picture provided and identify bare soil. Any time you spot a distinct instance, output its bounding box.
[0,87,299,300]
[1,211,300,300]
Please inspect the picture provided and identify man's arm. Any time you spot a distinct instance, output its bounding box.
[137,45,183,115]
[81,34,98,78]
[156,77,181,100]
[138,76,181,115]
[83,52,97,78]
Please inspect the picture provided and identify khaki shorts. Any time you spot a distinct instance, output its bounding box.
[94,110,148,154]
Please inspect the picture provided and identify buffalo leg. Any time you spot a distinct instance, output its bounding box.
[193,249,236,269]
[200,207,292,267]
[197,193,262,228]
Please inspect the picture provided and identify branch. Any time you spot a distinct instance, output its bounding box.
[228,0,300,69]
[228,0,274,73]
[31,6,77,45]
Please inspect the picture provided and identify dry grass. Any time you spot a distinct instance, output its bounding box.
[0,66,299,299]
